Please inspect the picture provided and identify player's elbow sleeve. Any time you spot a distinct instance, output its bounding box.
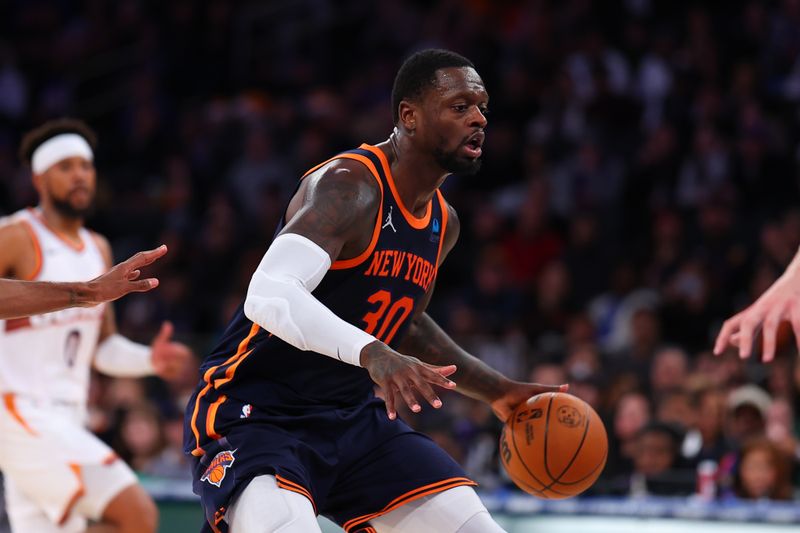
[244,276,309,351]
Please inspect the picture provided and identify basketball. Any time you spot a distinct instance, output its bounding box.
[500,392,608,499]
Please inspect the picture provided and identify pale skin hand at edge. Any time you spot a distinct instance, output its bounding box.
[714,246,800,362]
[0,244,167,320]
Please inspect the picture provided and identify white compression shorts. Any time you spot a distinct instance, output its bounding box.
[244,233,377,366]
[227,475,507,533]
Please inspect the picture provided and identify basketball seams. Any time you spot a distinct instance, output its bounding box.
[505,401,569,496]
[503,393,608,498]
[550,406,608,486]
[546,396,592,485]
[553,449,608,486]
[507,394,571,497]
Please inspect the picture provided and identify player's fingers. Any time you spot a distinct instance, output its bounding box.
[132,278,159,292]
[155,320,174,342]
[713,315,741,355]
[409,375,442,409]
[730,332,740,347]
[384,386,397,420]
[420,365,457,389]
[126,269,141,281]
[738,315,761,359]
[789,305,800,355]
[129,245,168,267]
[761,310,782,363]
[532,383,570,394]
[398,380,422,413]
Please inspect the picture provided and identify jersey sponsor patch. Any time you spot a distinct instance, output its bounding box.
[201,450,236,487]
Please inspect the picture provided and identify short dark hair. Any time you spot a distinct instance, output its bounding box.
[391,49,475,124]
[19,118,98,167]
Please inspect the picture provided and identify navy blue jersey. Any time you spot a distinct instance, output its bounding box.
[186,144,450,458]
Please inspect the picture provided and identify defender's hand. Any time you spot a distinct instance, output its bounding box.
[85,245,167,305]
[360,341,457,420]
[490,381,570,423]
[151,321,193,380]
[714,272,800,362]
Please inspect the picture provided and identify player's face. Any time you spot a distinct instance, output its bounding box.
[421,67,488,175]
[38,156,96,219]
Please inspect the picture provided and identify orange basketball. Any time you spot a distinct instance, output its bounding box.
[499,392,608,499]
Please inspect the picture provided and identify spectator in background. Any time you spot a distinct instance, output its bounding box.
[627,422,695,497]
[731,438,794,501]
[113,402,167,475]
[604,391,652,482]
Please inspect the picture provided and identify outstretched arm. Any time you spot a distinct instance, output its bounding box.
[397,206,566,422]
[0,245,166,319]
[714,246,800,362]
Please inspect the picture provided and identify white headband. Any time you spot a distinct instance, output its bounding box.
[31,133,94,175]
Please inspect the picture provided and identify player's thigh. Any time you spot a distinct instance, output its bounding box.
[227,475,321,533]
[76,459,141,522]
[371,486,506,533]
[4,475,85,533]
[0,400,136,527]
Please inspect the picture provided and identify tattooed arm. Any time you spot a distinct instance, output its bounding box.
[268,159,458,419]
[397,204,566,421]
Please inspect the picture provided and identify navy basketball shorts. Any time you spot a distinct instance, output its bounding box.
[191,397,475,533]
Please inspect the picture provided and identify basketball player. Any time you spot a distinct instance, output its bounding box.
[0,119,192,533]
[715,245,800,362]
[185,49,567,533]
[0,244,166,319]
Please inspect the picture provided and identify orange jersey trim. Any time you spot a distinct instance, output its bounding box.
[3,393,37,436]
[297,152,385,271]
[275,475,317,513]
[205,394,228,441]
[58,464,86,526]
[28,208,86,252]
[19,220,42,281]
[360,144,432,229]
[434,190,449,270]
[190,323,261,456]
[342,477,477,532]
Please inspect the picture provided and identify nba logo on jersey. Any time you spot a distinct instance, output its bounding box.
[201,450,236,487]
[240,404,252,419]
[430,218,441,243]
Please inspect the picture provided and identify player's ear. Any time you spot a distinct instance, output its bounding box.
[398,101,418,135]
[30,170,45,195]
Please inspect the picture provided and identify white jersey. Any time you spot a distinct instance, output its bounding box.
[0,208,106,409]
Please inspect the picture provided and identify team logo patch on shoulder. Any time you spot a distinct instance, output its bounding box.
[201,450,236,487]
[430,218,440,242]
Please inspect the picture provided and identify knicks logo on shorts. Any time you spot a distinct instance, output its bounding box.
[201,450,236,487]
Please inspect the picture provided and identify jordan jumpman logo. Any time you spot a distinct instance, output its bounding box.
[382,206,397,232]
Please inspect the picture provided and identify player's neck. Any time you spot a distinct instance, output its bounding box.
[380,133,447,217]
[38,205,84,241]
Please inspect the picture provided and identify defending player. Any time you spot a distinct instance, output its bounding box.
[0,119,192,533]
[714,245,800,362]
[185,49,567,533]
[0,244,166,319]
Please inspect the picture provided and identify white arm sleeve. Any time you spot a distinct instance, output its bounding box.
[94,333,154,377]
[243,233,377,366]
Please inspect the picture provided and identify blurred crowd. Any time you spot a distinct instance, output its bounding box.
[2,0,800,507]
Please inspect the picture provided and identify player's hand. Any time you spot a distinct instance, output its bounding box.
[151,321,193,380]
[713,271,800,362]
[490,381,570,423]
[85,245,167,305]
[360,341,457,420]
